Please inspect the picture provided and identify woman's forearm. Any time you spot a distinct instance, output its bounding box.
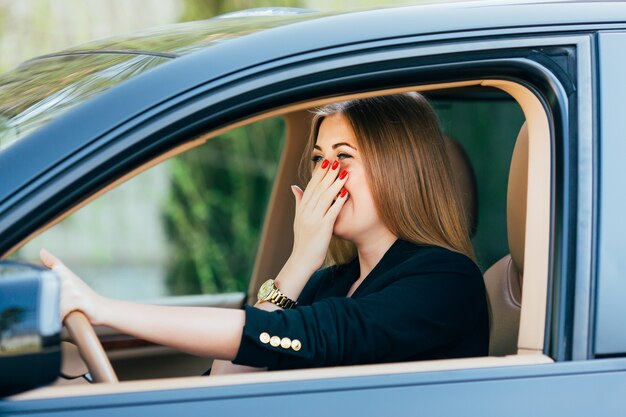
[90,255,313,373]
[98,298,245,360]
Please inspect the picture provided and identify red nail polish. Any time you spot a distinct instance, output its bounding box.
[339,170,348,180]
[321,159,329,169]
[340,188,348,198]
[331,160,339,170]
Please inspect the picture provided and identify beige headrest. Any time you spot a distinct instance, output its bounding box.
[445,135,478,236]
[507,123,529,274]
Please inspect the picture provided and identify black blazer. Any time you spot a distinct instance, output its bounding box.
[233,239,489,370]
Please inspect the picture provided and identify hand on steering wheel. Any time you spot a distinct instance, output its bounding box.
[41,249,118,383]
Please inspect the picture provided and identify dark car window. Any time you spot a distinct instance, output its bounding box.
[13,117,285,301]
[0,53,169,151]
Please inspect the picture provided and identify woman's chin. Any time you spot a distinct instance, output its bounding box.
[332,219,350,240]
[332,201,352,238]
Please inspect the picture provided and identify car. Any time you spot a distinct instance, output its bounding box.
[1,1,626,415]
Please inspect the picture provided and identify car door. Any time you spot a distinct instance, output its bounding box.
[592,32,626,360]
[1,12,623,416]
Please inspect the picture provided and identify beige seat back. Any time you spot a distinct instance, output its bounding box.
[483,123,529,356]
[445,135,478,236]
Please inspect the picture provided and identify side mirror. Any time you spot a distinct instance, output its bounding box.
[0,261,61,397]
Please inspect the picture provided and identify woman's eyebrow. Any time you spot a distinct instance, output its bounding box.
[313,142,357,151]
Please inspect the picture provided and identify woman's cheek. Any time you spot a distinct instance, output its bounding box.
[339,159,353,171]
[340,161,360,192]
[341,178,353,197]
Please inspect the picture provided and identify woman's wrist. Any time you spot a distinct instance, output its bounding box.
[286,250,321,275]
[273,256,318,301]
[88,294,115,327]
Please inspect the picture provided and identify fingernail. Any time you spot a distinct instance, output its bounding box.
[339,170,348,180]
[321,159,329,169]
[331,160,339,170]
[340,188,348,198]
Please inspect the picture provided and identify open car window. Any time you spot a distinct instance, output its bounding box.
[8,79,553,400]
[14,117,285,302]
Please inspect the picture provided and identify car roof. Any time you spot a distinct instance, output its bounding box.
[22,1,626,60]
[29,8,325,60]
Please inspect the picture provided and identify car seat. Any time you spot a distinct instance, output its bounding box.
[483,122,528,356]
[444,135,478,236]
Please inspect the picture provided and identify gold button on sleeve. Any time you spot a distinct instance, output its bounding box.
[291,339,302,351]
[270,336,281,347]
[259,332,270,344]
[280,337,292,349]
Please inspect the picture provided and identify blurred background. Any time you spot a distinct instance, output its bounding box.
[1,0,520,302]
[0,0,421,74]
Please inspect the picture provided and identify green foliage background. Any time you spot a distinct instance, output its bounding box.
[179,0,304,21]
[163,118,285,295]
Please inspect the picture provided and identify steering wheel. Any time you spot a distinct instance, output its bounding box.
[64,311,119,383]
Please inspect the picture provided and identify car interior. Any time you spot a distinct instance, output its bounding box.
[8,79,554,400]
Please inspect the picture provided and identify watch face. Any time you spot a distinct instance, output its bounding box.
[258,279,274,299]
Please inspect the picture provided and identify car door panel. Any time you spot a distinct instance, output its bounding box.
[5,358,626,416]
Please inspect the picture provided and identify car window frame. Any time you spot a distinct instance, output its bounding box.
[9,77,553,400]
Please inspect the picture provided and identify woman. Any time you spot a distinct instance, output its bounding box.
[40,92,489,374]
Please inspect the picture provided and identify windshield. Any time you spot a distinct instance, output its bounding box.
[0,10,326,153]
[0,53,169,151]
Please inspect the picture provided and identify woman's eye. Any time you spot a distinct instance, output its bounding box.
[310,155,323,164]
[337,153,352,160]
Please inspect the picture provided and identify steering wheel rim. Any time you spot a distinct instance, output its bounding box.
[64,311,118,383]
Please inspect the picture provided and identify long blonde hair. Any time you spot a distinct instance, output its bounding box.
[299,92,476,266]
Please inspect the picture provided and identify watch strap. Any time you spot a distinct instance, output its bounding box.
[269,290,297,309]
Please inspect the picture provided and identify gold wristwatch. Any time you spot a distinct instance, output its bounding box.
[257,279,297,309]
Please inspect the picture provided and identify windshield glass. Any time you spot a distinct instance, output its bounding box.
[0,11,326,153]
[62,12,321,57]
[0,53,169,151]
